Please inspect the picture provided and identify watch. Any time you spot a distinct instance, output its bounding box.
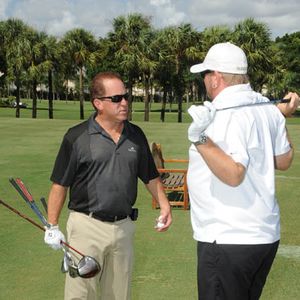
[193,133,208,146]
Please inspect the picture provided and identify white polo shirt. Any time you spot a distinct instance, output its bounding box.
[187,84,291,244]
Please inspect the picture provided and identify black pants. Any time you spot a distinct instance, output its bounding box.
[197,240,279,300]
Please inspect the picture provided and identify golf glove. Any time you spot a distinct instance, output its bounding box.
[44,224,65,250]
[188,101,216,132]
[188,122,204,143]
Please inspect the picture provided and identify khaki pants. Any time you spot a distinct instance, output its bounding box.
[64,211,136,300]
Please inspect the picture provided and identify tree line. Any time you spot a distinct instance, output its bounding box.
[0,14,299,122]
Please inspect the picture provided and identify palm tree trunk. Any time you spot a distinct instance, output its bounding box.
[174,75,183,123]
[127,75,133,121]
[160,85,167,122]
[144,75,150,122]
[15,81,20,118]
[79,68,84,120]
[177,94,183,123]
[48,70,53,119]
[32,80,37,118]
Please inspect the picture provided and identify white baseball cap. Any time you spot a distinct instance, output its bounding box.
[190,42,248,74]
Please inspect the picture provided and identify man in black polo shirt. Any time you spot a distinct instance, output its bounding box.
[44,71,172,300]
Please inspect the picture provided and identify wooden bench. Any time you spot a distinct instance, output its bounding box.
[151,142,189,210]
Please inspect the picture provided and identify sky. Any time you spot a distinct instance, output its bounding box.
[0,0,299,39]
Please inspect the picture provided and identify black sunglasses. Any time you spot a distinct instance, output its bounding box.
[97,93,129,103]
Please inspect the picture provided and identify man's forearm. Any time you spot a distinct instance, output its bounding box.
[47,183,68,225]
[146,178,170,210]
[194,137,246,187]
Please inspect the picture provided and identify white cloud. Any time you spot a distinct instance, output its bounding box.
[149,0,186,27]
[48,11,76,37]
[150,0,171,6]
[0,0,9,19]
[0,0,299,38]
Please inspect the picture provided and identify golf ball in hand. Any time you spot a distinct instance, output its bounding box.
[156,216,165,228]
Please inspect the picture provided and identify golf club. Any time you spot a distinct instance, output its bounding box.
[9,177,48,227]
[61,246,81,278]
[7,178,101,278]
[40,197,48,213]
[216,98,290,111]
[30,186,97,278]
[0,198,100,278]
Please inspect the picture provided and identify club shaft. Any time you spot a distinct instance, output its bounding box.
[1,198,84,257]
[10,178,48,226]
[0,193,85,256]
[11,178,85,257]
[217,99,291,111]
[0,198,46,231]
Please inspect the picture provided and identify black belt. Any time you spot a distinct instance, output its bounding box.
[81,211,128,222]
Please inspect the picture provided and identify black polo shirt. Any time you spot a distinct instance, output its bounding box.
[50,113,159,215]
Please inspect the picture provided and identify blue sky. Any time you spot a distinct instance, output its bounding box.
[0,0,299,39]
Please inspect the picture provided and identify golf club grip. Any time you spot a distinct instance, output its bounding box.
[9,177,33,202]
[40,197,48,213]
[0,198,84,257]
[279,99,291,103]
[10,178,48,226]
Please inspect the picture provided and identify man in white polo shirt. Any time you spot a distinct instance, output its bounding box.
[187,42,299,300]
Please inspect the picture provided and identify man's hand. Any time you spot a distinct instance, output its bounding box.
[155,209,172,232]
[188,122,204,143]
[187,101,216,143]
[44,224,65,250]
[277,92,299,117]
[188,101,216,132]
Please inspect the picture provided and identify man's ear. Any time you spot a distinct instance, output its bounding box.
[93,98,102,110]
[212,71,222,89]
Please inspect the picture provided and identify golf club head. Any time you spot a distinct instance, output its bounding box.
[61,257,79,278]
[61,250,73,273]
[68,265,80,278]
[61,248,80,278]
[77,256,101,278]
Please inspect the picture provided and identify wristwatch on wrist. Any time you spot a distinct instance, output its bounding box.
[193,133,208,146]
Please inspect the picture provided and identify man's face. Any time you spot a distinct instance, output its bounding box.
[94,78,129,122]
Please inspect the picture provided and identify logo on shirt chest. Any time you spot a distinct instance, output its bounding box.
[128,146,136,153]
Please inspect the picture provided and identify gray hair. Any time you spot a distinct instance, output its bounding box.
[221,72,249,86]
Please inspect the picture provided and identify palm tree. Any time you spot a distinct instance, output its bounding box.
[273,32,300,95]
[201,25,232,51]
[138,28,158,121]
[156,24,199,122]
[3,18,32,118]
[61,28,100,119]
[42,35,61,119]
[0,21,7,97]
[107,13,153,120]
[27,30,53,118]
[152,28,175,122]
[188,25,232,102]
[232,18,274,91]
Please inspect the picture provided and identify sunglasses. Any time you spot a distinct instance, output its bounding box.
[97,93,129,103]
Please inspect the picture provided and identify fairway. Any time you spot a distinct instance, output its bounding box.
[0,101,299,299]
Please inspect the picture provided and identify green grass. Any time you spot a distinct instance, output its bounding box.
[0,103,299,299]
[0,98,193,123]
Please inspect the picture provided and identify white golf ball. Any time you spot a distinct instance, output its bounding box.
[156,216,165,228]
